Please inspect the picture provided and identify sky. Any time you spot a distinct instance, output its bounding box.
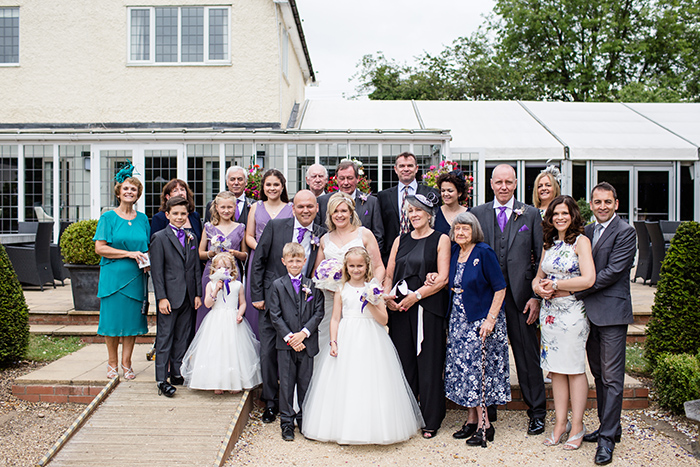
[295,0,496,100]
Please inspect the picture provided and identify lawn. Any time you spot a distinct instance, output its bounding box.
[25,335,85,362]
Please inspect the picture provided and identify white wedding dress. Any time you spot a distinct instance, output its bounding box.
[301,283,424,445]
[180,280,262,391]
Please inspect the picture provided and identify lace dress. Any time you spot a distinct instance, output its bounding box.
[539,236,590,374]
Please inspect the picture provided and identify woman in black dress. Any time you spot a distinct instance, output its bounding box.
[383,192,451,438]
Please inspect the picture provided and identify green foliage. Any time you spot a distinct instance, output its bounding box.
[626,343,650,376]
[577,198,594,224]
[0,244,30,367]
[653,352,700,415]
[645,221,700,365]
[60,220,100,265]
[26,335,85,362]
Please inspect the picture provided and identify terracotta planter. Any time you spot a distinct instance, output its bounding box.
[65,264,100,311]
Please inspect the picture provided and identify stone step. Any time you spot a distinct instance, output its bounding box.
[633,309,652,325]
[627,323,647,344]
[29,309,157,327]
[30,324,156,344]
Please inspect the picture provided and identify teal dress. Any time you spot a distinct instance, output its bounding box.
[93,210,150,336]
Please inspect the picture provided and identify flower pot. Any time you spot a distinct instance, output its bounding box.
[65,264,100,311]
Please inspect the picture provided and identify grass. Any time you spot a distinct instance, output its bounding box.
[626,343,651,376]
[25,335,85,362]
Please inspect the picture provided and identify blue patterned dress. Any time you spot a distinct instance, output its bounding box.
[444,243,511,408]
[539,236,590,374]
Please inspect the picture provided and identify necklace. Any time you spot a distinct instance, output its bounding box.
[458,245,475,262]
[117,207,136,226]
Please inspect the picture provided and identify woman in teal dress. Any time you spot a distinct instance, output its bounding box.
[94,172,150,380]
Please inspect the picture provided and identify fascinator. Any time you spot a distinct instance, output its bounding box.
[114,160,137,183]
[541,165,562,184]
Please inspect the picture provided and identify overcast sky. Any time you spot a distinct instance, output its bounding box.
[295,0,496,100]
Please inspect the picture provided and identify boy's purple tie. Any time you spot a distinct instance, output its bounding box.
[291,277,301,294]
[296,227,307,243]
[497,206,507,233]
[171,226,186,248]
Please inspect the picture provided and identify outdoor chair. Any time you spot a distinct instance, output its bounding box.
[50,221,72,285]
[633,221,652,284]
[646,221,666,286]
[659,220,681,244]
[5,221,55,290]
[34,205,54,222]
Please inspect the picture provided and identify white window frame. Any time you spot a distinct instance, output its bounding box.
[0,7,20,67]
[127,6,231,66]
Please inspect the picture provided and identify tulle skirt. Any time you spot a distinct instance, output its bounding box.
[301,316,424,444]
[180,300,262,391]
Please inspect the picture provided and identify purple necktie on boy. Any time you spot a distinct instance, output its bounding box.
[291,277,301,294]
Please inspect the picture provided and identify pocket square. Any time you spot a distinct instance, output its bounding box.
[518,225,529,232]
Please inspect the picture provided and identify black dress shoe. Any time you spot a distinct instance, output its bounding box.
[453,422,478,439]
[594,446,613,465]
[466,425,495,447]
[170,375,184,386]
[157,381,176,398]
[281,425,295,441]
[262,407,277,423]
[583,429,622,443]
[527,417,545,435]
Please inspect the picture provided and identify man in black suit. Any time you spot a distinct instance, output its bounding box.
[377,152,439,265]
[150,197,202,397]
[470,164,546,435]
[204,165,253,224]
[572,182,636,465]
[268,242,325,440]
[316,161,384,250]
[250,190,327,424]
[305,163,328,198]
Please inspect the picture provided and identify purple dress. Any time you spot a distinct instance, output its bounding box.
[195,222,246,331]
[245,201,294,338]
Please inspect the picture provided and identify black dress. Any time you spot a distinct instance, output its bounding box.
[388,230,448,432]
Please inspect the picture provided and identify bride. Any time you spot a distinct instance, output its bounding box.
[313,192,385,353]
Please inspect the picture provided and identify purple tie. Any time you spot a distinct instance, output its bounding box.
[171,226,186,248]
[235,199,241,221]
[291,277,301,294]
[296,227,308,243]
[497,207,507,233]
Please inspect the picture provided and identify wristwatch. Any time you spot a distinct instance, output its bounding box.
[551,279,558,291]
[414,291,422,300]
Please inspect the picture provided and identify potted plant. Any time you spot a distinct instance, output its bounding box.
[60,220,101,311]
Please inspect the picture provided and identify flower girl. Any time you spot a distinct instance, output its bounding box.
[302,247,423,444]
[181,252,261,394]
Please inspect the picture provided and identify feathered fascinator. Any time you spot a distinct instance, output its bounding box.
[114,160,137,183]
[541,165,562,184]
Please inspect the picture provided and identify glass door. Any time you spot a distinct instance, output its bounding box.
[593,165,673,221]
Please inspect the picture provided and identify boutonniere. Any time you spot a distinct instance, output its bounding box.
[310,235,320,250]
[301,283,313,302]
[513,206,526,220]
[186,231,196,249]
[473,258,480,267]
[358,192,368,203]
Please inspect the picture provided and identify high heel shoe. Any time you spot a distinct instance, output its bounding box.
[121,366,136,380]
[453,422,478,439]
[543,421,572,446]
[107,364,118,379]
[563,425,587,450]
[466,425,495,447]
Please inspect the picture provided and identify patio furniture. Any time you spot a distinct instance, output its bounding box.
[50,221,72,285]
[0,233,36,245]
[633,221,652,284]
[5,221,55,290]
[659,220,681,243]
[34,205,54,222]
[646,221,666,286]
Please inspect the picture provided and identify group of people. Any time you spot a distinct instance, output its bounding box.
[92,155,636,465]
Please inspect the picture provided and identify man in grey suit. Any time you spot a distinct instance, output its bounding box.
[470,164,546,434]
[316,160,384,251]
[573,182,636,465]
[250,190,327,424]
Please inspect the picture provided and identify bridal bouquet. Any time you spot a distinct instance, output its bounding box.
[360,278,384,312]
[210,267,234,301]
[210,234,232,253]
[313,258,343,292]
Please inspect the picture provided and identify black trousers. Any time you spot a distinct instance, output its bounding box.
[155,296,193,383]
[278,349,313,429]
[587,322,627,450]
[389,307,446,431]
[258,310,279,408]
[503,289,546,420]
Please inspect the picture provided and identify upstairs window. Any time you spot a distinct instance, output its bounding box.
[0,8,19,65]
[128,6,229,65]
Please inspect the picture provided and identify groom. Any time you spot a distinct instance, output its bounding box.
[250,190,327,424]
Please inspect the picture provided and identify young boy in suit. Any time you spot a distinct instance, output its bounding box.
[150,196,202,397]
[268,243,324,441]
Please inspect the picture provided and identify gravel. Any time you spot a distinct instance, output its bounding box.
[0,362,84,467]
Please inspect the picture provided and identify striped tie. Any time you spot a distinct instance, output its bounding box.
[400,185,410,234]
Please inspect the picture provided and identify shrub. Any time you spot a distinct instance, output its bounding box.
[60,219,100,265]
[577,198,593,224]
[653,352,700,415]
[645,221,700,366]
[0,244,30,366]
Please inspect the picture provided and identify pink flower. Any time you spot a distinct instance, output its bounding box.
[430,165,436,170]
[545,315,555,325]
[439,161,446,167]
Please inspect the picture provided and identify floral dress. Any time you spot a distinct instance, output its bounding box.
[539,236,590,374]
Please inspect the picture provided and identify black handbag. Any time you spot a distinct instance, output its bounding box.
[141,272,150,315]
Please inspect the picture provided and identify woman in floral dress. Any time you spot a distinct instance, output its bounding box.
[533,195,595,450]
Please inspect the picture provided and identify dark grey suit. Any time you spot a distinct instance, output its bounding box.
[250,217,327,409]
[377,183,439,265]
[150,227,202,383]
[316,189,385,252]
[576,215,636,450]
[471,200,546,420]
[268,275,324,429]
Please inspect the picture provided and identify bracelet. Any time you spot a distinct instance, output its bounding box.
[209,293,217,301]
[488,312,497,320]
[329,340,337,346]
[208,250,214,259]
